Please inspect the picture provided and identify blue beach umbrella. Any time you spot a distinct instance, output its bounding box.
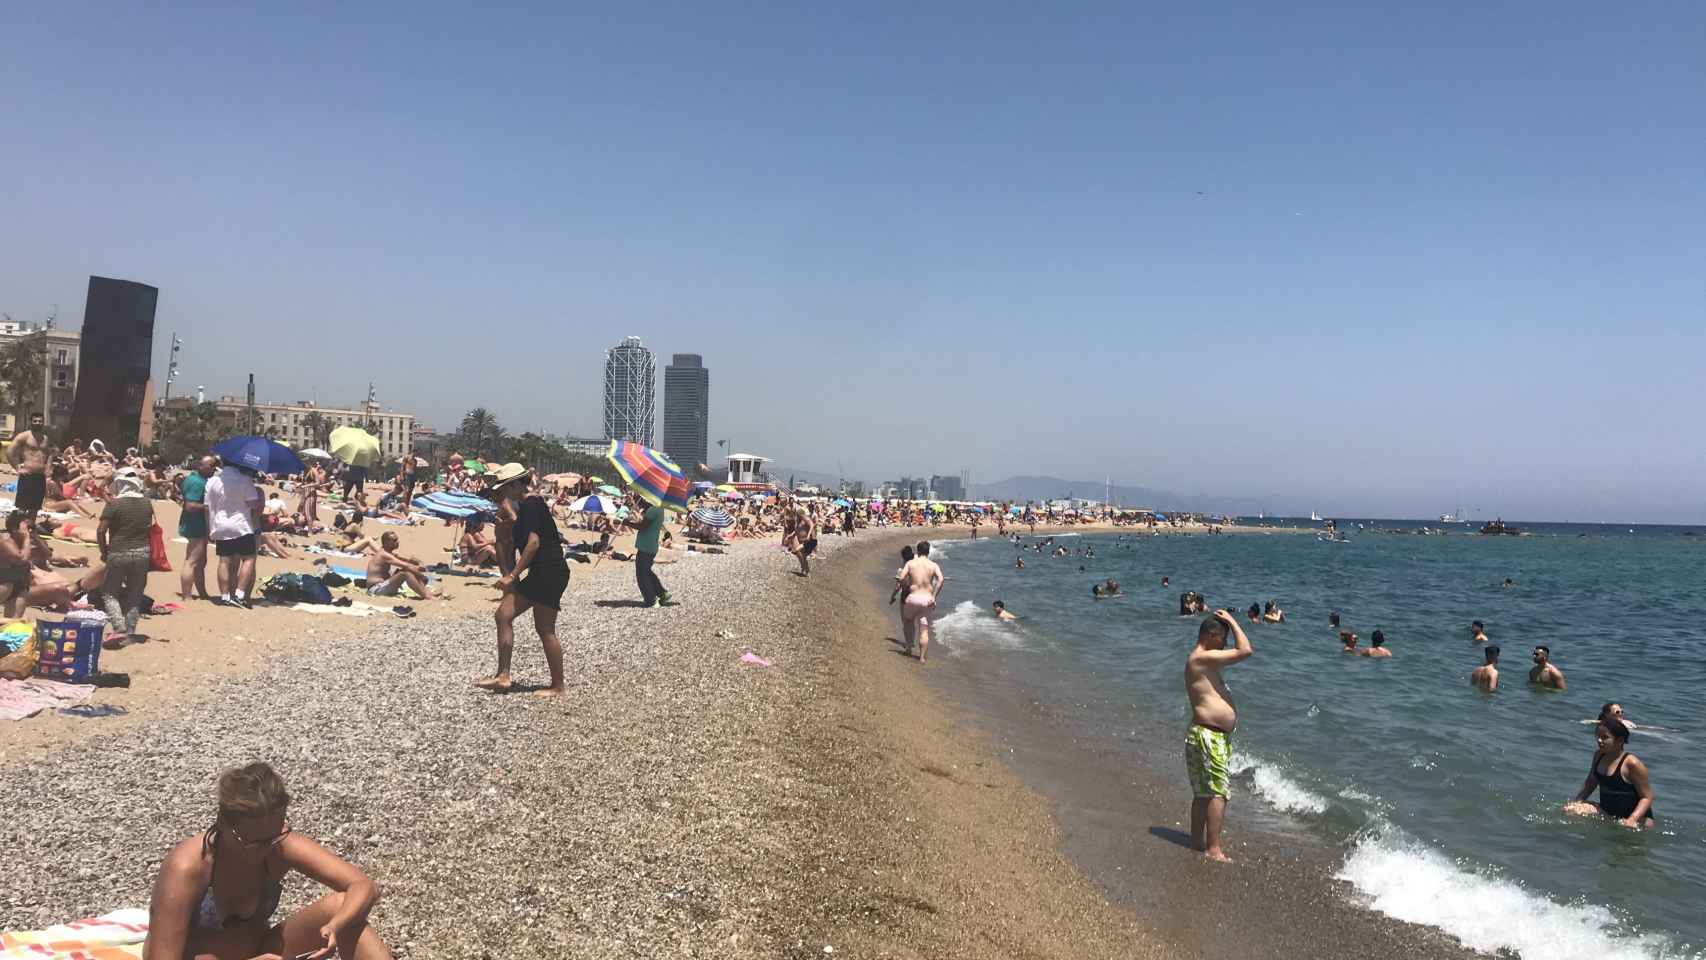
[571,494,613,514]
[212,436,304,476]
[690,507,734,528]
[832,498,851,508]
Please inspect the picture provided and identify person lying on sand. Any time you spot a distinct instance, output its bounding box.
[141,761,391,960]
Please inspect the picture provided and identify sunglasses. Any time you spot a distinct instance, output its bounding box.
[226,822,291,849]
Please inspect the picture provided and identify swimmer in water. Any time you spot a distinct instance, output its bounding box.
[1262,600,1285,623]
[1563,716,1655,829]
[1015,556,1025,569]
[1529,645,1567,690]
[1104,579,1120,597]
[1092,584,1105,599]
[993,600,1017,621]
[1471,645,1500,691]
[1246,603,1261,623]
[1161,576,1170,588]
[1361,630,1392,658]
[1584,701,1637,732]
[1329,610,1340,628]
[1470,620,1489,644]
[1340,631,1359,654]
[1503,577,1516,588]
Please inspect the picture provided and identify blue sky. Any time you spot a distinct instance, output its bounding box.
[3,3,1703,520]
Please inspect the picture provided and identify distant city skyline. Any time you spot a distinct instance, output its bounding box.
[3,5,1703,523]
[662,353,709,472]
[602,336,655,447]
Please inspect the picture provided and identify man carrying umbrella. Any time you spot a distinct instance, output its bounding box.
[627,496,675,607]
[206,459,263,608]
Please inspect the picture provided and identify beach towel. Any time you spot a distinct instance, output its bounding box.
[290,601,383,617]
[0,678,96,721]
[305,545,364,559]
[0,908,148,959]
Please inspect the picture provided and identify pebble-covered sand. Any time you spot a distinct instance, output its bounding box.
[1,537,855,957]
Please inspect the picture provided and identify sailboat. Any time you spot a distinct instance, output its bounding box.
[1440,508,1462,523]
[1309,511,1322,522]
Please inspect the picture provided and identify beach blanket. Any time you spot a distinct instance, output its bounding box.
[0,678,96,721]
[328,565,367,581]
[306,545,364,559]
[410,491,497,520]
[290,601,385,617]
[0,908,148,959]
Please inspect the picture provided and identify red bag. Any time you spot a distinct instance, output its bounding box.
[149,522,172,572]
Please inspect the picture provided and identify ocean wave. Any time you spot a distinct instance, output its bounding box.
[1336,828,1682,960]
[929,599,1026,652]
[1233,755,1331,815]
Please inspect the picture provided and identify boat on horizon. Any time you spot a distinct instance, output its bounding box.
[1480,519,1524,536]
[1310,511,1322,521]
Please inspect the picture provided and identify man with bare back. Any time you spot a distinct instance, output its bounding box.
[1183,609,1253,862]
[899,540,943,662]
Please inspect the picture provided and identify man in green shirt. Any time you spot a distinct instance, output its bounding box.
[630,501,675,607]
[178,456,216,601]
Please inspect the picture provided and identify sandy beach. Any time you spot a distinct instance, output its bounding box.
[4,492,1441,959]
[2,506,1180,957]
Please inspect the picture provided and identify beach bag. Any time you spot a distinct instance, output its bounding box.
[0,620,38,679]
[262,573,305,603]
[32,618,104,682]
[297,575,333,605]
[149,523,172,572]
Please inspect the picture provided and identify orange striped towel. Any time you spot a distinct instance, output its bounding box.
[0,909,147,960]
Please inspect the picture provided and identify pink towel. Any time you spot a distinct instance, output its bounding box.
[739,651,772,668]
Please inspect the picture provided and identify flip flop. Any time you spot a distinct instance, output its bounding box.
[393,605,416,619]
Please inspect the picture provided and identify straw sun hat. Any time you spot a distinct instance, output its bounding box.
[486,462,530,487]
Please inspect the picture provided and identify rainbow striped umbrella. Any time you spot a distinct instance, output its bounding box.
[606,440,691,512]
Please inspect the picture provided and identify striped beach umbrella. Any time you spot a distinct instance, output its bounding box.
[571,494,613,514]
[606,440,691,512]
[689,507,734,529]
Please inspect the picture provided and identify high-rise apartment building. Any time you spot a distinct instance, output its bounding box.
[662,353,709,470]
[603,336,655,445]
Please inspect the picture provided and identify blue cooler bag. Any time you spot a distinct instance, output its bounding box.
[34,618,104,682]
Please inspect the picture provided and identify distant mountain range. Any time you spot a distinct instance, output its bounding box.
[771,468,1199,509]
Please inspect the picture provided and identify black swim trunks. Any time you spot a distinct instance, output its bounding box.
[215,533,258,557]
[15,473,46,513]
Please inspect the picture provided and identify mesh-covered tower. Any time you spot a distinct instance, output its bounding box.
[603,336,656,446]
[662,353,709,472]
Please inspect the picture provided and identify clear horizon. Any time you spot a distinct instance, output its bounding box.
[4,3,1703,523]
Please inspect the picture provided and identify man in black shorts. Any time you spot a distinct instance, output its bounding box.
[206,461,263,608]
[7,413,50,518]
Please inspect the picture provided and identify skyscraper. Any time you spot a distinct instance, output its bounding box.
[603,336,656,445]
[662,353,709,472]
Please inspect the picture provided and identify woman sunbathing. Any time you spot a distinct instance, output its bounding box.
[143,762,390,960]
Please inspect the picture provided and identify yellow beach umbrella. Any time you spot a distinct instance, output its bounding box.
[328,426,381,468]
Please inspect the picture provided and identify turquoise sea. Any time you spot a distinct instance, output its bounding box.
[923,522,1705,960]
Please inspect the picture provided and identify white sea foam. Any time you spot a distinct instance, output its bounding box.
[928,599,1025,653]
[1234,755,1330,815]
[1336,829,1680,960]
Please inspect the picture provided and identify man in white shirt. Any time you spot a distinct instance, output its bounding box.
[205,463,263,608]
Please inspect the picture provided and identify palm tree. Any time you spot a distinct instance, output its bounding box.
[458,408,505,460]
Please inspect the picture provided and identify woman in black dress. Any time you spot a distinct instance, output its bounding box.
[476,463,567,696]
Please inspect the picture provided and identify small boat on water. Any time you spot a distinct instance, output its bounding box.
[1480,519,1524,536]
[1310,511,1322,521]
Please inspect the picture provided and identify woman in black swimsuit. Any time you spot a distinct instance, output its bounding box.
[142,762,389,960]
[1564,715,1655,829]
[475,463,567,696]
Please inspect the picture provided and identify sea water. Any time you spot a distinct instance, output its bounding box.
[923,523,1706,960]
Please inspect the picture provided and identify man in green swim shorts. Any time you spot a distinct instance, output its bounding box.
[1183,609,1254,862]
